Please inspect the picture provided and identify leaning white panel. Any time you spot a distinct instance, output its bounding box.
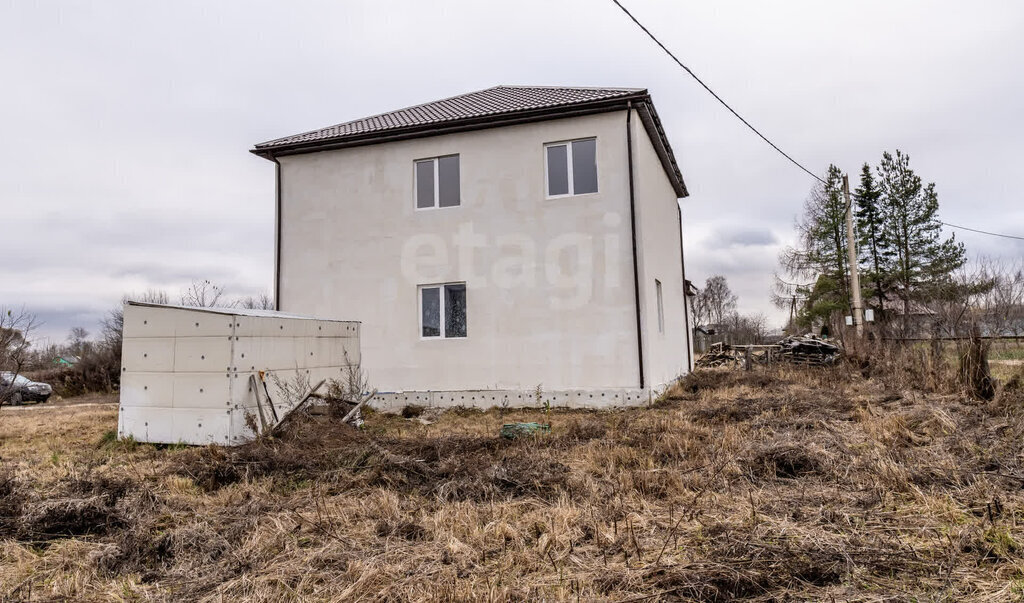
[118,302,360,446]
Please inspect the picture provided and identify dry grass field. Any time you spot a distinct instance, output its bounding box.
[3,364,1024,601]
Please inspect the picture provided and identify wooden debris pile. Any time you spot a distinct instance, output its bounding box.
[776,335,841,366]
[695,335,841,369]
[694,344,741,368]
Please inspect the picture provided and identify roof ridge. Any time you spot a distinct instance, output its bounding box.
[494,84,646,92]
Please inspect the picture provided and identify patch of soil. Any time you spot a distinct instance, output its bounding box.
[746,444,824,479]
[17,475,136,540]
[376,519,429,541]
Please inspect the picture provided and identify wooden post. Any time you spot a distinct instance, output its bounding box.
[843,174,864,337]
[744,346,752,372]
[249,375,268,433]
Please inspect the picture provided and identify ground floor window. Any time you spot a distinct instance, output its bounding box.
[420,283,467,338]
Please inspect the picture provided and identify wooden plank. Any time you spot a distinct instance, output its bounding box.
[249,374,268,433]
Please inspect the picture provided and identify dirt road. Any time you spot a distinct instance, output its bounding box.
[2,392,118,411]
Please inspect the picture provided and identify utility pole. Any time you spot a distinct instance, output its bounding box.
[843,174,864,337]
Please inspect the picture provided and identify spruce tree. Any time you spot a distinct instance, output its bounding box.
[876,150,966,335]
[779,165,850,330]
[853,163,890,314]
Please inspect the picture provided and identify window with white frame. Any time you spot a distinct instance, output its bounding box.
[415,155,460,209]
[420,283,467,338]
[656,279,664,334]
[545,138,598,197]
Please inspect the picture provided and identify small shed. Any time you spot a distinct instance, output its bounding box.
[118,302,360,445]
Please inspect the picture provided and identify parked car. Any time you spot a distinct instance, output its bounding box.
[0,372,53,404]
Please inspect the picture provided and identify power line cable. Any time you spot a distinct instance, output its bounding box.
[938,221,1024,241]
[609,0,826,186]
[610,0,1023,242]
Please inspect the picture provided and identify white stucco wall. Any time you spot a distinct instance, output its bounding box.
[630,111,691,389]
[277,110,688,393]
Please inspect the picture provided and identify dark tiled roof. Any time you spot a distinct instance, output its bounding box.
[255,86,644,149]
[253,85,688,197]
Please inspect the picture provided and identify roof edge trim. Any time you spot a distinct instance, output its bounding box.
[635,101,689,198]
[123,300,361,322]
[252,91,688,199]
[252,93,648,157]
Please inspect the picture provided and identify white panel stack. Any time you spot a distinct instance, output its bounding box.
[118,302,360,445]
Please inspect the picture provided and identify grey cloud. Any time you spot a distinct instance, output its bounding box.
[707,227,779,248]
[2,0,1022,340]
[108,261,245,286]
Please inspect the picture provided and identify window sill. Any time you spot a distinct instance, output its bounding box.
[545,191,599,200]
[415,205,462,212]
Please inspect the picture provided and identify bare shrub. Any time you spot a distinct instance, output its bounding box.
[324,353,372,419]
[326,352,369,404]
[268,369,313,408]
[179,279,225,308]
[235,293,275,310]
[0,308,38,404]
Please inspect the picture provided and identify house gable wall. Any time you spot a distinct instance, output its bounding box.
[278,111,650,391]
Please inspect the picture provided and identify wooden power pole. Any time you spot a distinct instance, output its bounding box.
[843,174,864,336]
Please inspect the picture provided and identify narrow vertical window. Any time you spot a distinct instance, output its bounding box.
[420,283,467,338]
[656,279,664,334]
[545,138,598,197]
[438,155,460,207]
[571,138,598,194]
[546,144,569,196]
[415,155,460,209]
[444,283,467,337]
[421,287,440,337]
[415,160,435,209]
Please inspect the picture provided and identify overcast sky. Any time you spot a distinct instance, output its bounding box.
[3,0,1023,344]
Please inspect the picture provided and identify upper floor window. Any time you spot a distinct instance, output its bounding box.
[415,155,460,209]
[545,138,598,197]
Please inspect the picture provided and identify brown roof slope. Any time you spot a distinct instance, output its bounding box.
[252,85,687,197]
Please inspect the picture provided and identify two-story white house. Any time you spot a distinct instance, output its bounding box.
[252,86,693,407]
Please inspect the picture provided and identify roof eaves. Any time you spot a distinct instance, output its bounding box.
[634,99,688,198]
[250,91,650,159]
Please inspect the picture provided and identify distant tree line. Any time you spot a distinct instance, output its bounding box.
[1,280,273,398]
[689,275,770,348]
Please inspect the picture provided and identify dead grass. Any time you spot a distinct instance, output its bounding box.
[3,372,1024,600]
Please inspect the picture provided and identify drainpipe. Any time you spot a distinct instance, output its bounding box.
[626,103,645,389]
[271,156,282,311]
[678,204,693,372]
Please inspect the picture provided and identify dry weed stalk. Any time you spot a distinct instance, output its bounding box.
[2,369,1024,600]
